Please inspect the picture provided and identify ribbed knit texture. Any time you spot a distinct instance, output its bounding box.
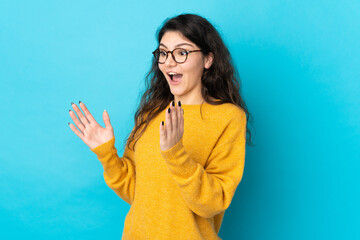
[90,101,247,240]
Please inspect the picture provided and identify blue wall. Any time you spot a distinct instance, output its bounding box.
[0,0,359,239]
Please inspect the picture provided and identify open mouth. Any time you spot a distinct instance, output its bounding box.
[168,73,183,82]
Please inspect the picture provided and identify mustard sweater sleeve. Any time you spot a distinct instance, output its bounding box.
[90,136,136,205]
[160,110,247,218]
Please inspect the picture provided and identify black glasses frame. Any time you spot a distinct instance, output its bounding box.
[152,48,203,64]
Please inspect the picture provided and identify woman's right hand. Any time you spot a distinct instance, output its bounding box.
[68,101,114,150]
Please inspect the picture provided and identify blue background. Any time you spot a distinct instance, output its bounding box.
[1,0,359,239]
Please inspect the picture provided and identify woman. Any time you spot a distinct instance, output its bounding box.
[68,13,253,240]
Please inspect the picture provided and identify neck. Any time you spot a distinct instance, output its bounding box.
[173,96,219,106]
[174,95,205,106]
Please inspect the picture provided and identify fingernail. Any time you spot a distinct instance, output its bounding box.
[79,100,82,104]
[71,102,74,106]
[178,101,181,107]
[162,121,164,126]
[68,122,70,125]
[168,108,170,113]
[69,109,71,112]
[172,101,175,107]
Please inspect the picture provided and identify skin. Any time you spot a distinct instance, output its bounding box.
[159,31,214,151]
[158,31,213,105]
[68,31,214,151]
[68,102,114,150]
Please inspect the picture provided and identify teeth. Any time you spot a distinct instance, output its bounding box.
[169,72,178,75]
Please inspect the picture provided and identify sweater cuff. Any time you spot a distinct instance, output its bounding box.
[90,136,116,159]
[160,136,198,180]
[160,136,184,158]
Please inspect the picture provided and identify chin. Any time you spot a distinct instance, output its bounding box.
[170,89,182,96]
[169,87,185,96]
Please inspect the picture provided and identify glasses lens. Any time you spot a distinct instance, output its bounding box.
[155,49,166,63]
[174,48,187,63]
[154,48,188,63]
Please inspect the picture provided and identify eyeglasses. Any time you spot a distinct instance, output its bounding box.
[152,48,203,64]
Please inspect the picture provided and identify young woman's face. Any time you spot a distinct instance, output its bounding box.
[158,31,213,104]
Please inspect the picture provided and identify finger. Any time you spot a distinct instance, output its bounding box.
[171,101,178,131]
[180,106,184,133]
[68,122,85,140]
[177,103,181,130]
[72,102,90,127]
[79,101,97,125]
[69,109,86,132]
[103,110,112,129]
[160,120,166,139]
[166,107,172,135]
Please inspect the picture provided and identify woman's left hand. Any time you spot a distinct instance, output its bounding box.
[160,101,184,151]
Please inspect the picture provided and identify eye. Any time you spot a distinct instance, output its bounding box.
[159,50,167,56]
[179,50,188,56]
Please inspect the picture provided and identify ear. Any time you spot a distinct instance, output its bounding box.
[204,52,214,69]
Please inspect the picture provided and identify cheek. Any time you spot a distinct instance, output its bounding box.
[184,64,202,79]
[159,68,167,78]
[158,64,163,73]
[185,58,203,72]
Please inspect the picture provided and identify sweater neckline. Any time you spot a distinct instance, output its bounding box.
[181,102,208,107]
[171,99,222,108]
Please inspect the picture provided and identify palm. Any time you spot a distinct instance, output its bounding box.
[69,101,114,149]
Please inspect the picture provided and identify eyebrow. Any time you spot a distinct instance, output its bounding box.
[159,43,194,48]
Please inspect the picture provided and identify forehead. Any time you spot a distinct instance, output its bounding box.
[159,31,197,48]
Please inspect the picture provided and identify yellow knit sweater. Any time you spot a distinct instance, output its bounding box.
[90,101,247,240]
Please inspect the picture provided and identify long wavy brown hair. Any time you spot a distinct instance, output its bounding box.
[124,13,255,151]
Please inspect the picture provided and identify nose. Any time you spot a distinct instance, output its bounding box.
[164,52,177,67]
